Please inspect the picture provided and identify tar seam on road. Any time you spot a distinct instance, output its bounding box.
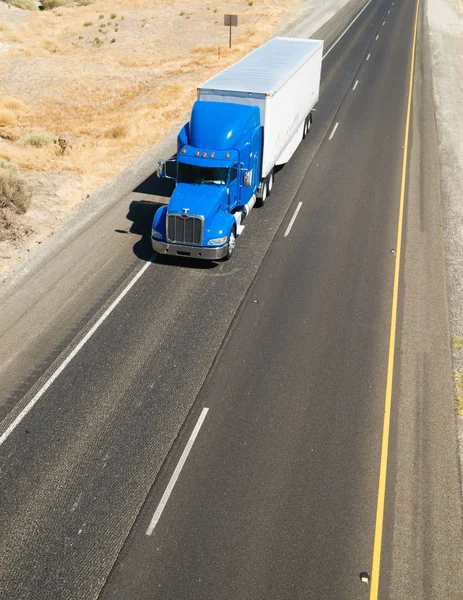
[284,202,303,237]
[369,0,421,597]
[146,407,209,536]
[323,0,375,59]
[353,80,359,90]
[0,256,156,447]
[329,122,339,140]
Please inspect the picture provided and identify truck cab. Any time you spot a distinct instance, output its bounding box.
[152,100,262,260]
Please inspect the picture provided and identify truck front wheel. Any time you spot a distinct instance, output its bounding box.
[223,226,236,261]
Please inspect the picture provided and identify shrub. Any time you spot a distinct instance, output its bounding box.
[17,132,55,147]
[0,158,20,176]
[75,0,95,5]
[83,21,93,26]
[41,0,67,9]
[0,170,32,214]
[9,0,38,10]
[110,13,116,19]
[98,14,104,19]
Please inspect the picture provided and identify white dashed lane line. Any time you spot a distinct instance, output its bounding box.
[353,80,359,91]
[284,202,303,238]
[146,408,209,536]
[329,122,339,140]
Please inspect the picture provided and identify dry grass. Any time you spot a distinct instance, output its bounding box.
[0,95,28,112]
[102,124,129,139]
[0,108,17,127]
[455,371,463,416]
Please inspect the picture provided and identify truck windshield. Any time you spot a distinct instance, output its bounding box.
[178,163,229,186]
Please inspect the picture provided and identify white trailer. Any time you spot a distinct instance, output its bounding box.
[197,37,323,182]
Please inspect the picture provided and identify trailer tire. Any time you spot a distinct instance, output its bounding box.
[255,178,268,208]
[223,226,236,261]
[267,169,274,194]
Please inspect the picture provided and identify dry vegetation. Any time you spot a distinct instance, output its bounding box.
[0,0,300,273]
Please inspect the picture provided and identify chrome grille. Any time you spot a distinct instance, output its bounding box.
[167,214,203,245]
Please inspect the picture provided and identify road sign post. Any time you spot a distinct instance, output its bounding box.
[224,14,238,49]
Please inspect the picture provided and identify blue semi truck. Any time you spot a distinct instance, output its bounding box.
[152,37,323,260]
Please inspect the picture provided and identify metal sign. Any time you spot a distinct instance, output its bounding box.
[224,14,238,48]
[224,14,238,26]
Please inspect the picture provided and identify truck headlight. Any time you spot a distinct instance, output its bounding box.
[152,230,163,239]
[208,236,227,246]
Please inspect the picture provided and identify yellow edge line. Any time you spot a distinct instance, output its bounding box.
[369,0,421,597]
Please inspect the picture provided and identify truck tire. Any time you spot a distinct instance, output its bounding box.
[267,169,274,194]
[223,226,236,261]
[255,178,268,208]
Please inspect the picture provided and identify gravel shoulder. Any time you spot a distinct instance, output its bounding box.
[427,0,463,484]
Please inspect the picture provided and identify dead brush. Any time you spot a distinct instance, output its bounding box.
[102,124,129,139]
[0,170,32,214]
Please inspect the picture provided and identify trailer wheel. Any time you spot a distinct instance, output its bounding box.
[267,169,274,195]
[223,226,236,261]
[302,117,309,139]
[256,178,268,208]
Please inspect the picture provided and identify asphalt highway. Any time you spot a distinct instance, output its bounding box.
[1,0,462,598]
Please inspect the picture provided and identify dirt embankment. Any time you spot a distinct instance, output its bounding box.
[0,0,300,274]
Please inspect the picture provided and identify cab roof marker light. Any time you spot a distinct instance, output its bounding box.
[225,153,230,158]
[195,151,200,157]
[202,152,207,158]
[210,152,215,158]
[181,148,187,154]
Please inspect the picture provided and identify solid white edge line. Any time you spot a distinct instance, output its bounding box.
[329,122,339,140]
[367,53,371,60]
[284,202,303,237]
[146,408,209,536]
[0,256,155,447]
[353,80,359,90]
[323,0,375,59]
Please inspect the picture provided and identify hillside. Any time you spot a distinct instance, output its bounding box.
[0,0,300,274]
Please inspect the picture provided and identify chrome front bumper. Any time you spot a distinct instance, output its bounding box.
[152,239,228,260]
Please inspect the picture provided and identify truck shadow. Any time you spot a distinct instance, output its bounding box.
[133,170,176,198]
[124,172,217,270]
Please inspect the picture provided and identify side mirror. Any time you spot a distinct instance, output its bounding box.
[244,170,252,188]
[156,160,165,178]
